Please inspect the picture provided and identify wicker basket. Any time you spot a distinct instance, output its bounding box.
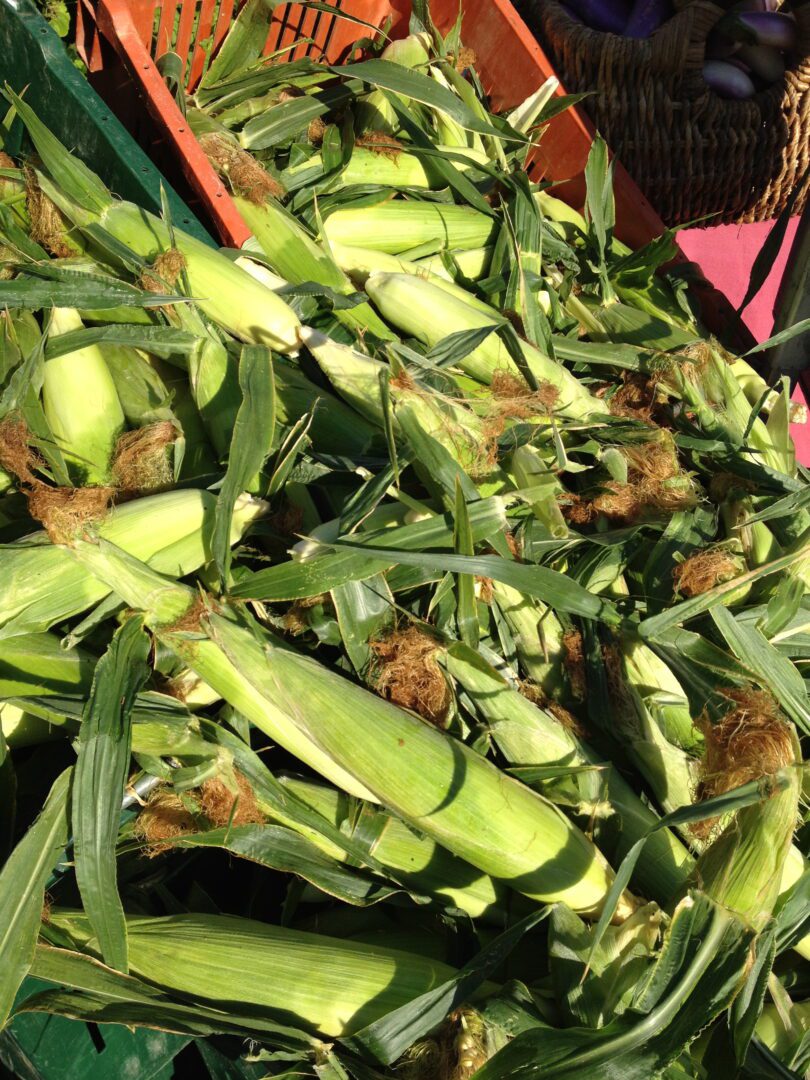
[516,0,810,226]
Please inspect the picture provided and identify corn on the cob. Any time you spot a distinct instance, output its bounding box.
[48,910,456,1039]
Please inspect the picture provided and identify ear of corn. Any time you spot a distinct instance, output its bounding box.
[364,271,602,418]
[323,203,499,255]
[43,308,125,484]
[0,489,265,636]
[48,910,456,1039]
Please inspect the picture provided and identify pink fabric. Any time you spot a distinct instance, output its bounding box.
[678,219,809,466]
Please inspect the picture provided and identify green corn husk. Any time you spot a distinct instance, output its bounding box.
[299,328,387,426]
[355,32,432,135]
[365,272,601,418]
[177,614,631,916]
[755,1000,810,1060]
[48,910,456,1039]
[323,203,499,256]
[443,642,695,902]
[695,724,801,931]
[330,242,504,314]
[68,541,633,920]
[224,193,394,340]
[286,145,488,191]
[163,628,379,802]
[277,775,509,921]
[414,246,493,281]
[38,176,302,353]
[490,582,567,698]
[0,631,93,696]
[621,638,703,756]
[0,488,265,637]
[44,308,125,485]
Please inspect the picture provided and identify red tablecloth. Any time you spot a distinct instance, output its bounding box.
[678,219,808,466]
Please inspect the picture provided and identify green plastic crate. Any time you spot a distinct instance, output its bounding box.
[0,0,213,245]
[0,977,189,1080]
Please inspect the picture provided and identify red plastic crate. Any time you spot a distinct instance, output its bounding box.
[75,0,753,349]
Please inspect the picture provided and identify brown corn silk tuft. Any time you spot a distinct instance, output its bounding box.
[112,420,177,495]
[476,576,494,604]
[27,484,115,544]
[199,132,286,204]
[0,151,14,168]
[454,46,478,73]
[198,770,264,828]
[560,492,597,527]
[562,629,587,702]
[163,595,208,634]
[694,689,795,838]
[520,679,585,735]
[593,437,696,524]
[673,549,741,598]
[355,132,405,158]
[141,248,187,292]
[307,116,327,144]
[371,625,450,726]
[134,791,197,856]
[481,370,560,475]
[24,165,77,258]
[41,892,53,924]
[0,414,41,485]
[606,372,669,425]
[489,371,560,418]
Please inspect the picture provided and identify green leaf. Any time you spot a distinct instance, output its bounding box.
[584,137,616,302]
[25,946,315,1044]
[240,82,359,150]
[72,617,150,973]
[0,277,183,311]
[0,768,71,1028]
[200,0,282,89]
[2,88,111,215]
[709,606,810,735]
[213,344,275,583]
[167,823,399,907]
[326,541,621,625]
[332,60,523,144]
[230,498,507,601]
[331,575,395,674]
[744,319,810,357]
[44,325,199,363]
[453,478,478,647]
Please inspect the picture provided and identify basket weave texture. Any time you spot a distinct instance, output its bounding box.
[517,0,810,225]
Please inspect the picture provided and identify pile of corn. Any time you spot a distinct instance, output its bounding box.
[0,6,808,1077]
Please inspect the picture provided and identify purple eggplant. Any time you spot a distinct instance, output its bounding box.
[564,0,631,34]
[703,59,757,97]
[736,42,786,81]
[716,11,797,50]
[623,0,674,38]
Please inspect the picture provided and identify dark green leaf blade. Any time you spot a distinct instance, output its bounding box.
[0,768,71,1028]
[72,616,151,973]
